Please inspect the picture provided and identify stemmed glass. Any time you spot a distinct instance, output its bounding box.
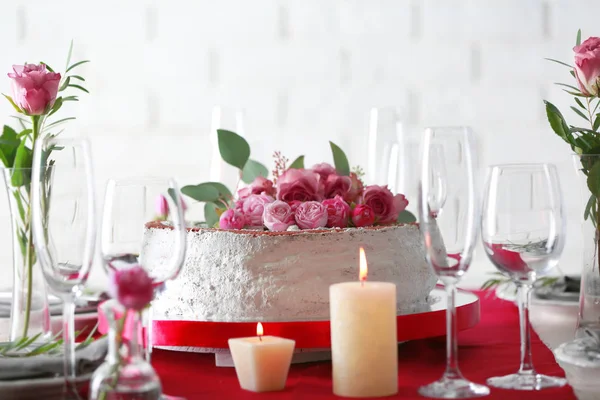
[91,177,186,399]
[417,127,490,398]
[31,137,96,398]
[210,106,245,190]
[481,164,567,390]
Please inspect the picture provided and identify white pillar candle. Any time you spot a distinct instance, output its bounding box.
[228,323,295,392]
[330,247,398,397]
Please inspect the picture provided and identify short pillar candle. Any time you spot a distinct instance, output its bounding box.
[329,247,398,397]
[228,322,295,392]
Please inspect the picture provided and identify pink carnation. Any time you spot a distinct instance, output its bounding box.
[240,193,274,227]
[219,209,245,230]
[237,176,276,199]
[351,204,376,227]
[322,195,350,228]
[263,200,294,231]
[277,169,321,202]
[360,185,407,224]
[108,266,154,311]
[295,201,328,229]
[7,64,61,115]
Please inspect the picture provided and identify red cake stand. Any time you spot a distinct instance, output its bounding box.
[150,287,480,351]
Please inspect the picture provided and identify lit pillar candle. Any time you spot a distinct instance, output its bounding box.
[228,322,295,392]
[330,247,398,397]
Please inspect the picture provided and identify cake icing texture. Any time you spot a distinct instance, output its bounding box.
[143,223,437,322]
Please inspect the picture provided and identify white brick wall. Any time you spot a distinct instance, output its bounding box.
[0,0,598,291]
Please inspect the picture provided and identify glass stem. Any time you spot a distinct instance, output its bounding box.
[444,281,461,378]
[516,282,535,375]
[63,295,77,396]
[144,305,153,362]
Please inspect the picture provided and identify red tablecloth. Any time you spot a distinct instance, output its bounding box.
[152,292,575,399]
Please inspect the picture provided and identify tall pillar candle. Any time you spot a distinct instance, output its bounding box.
[329,247,398,397]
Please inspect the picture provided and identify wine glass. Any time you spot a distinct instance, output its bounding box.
[417,127,490,398]
[367,107,402,189]
[31,137,96,398]
[92,177,186,399]
[481,164,567,390]
[210,106,245,190]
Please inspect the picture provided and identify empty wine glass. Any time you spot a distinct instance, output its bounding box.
[90,177,186,400]
[367,107,402,189]
[210,106,245,190]
[31,137,96,398]
[481,164,567,390]
[418,127,489,398]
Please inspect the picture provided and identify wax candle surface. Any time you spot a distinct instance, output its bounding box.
[330,281,398,397]
[228,335,295,392]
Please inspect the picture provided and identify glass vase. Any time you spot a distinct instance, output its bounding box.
[2,168,51,341]
[89,300,161,400]
[574,155,600,337]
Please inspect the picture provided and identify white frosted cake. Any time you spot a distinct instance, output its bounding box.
[143,222,437,322]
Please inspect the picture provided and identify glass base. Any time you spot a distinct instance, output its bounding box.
[418,377,490,399]
[486,372,567,390]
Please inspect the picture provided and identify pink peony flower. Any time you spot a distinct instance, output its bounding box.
[294,201,328,229]
[323,174,352,199]
[219,209,245,229]
[311,163,336,182]
[155,195,169,219]
[7,64,61,115]
[277,169,321,202]
[322,195,351,228]
[237,176,276,199]
[108,266,154,311]
[240,193,274,227]
[574,37,600,96]
[352,204,376,227]
[263,200,294,231]
[360,185,406,224]
[344,172,364,204]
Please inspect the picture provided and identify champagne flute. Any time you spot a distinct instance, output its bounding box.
[481,164,567,390]
[91,177,186,399]
[417,127,490,398]
[31,137,96,398]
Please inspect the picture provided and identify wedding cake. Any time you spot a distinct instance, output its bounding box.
[145,131,436,323]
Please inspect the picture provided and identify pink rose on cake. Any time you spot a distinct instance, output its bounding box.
[219,209,246,230]
[263,200,294,231]
[239,193,274,227]
[344,172,364,204]
[323,174,352,199]
[237,176,276,199]
[295,201,328,229]
[351,204,376,227]
[360,185,408,224]
[277,168,321,202]
[311,162,336,182]
[288,200,302,213]
[322,195,350,228]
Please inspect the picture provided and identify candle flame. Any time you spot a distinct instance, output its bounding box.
[359,247,368,282]
[257,322,264,337]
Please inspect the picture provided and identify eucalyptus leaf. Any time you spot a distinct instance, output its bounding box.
[544,101,572,145]
[217,129,250,170]
[0,125,20,168]
[204,202,220,228]
[587,160,600,197]
[181,183,220,203]
[241,159,268,184]
[329,141,350,176]
[289,155,305,169]
[204,182,233,202]
[397,210,417,224]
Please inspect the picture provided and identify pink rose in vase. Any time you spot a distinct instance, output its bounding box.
[323,174,352,199]
[351,204,376,227]
[237,176,276,199]
[108,266,154,311]
[277,169,321,202]
[8,64,61,115]
[263,200,294,231]
[360,185,406,224]
[295,201,328,229]
[219,209,246,230]
[322,195,351,228]
[574,37,600,96]
[155,194,169,220]
[240,193,274,227]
